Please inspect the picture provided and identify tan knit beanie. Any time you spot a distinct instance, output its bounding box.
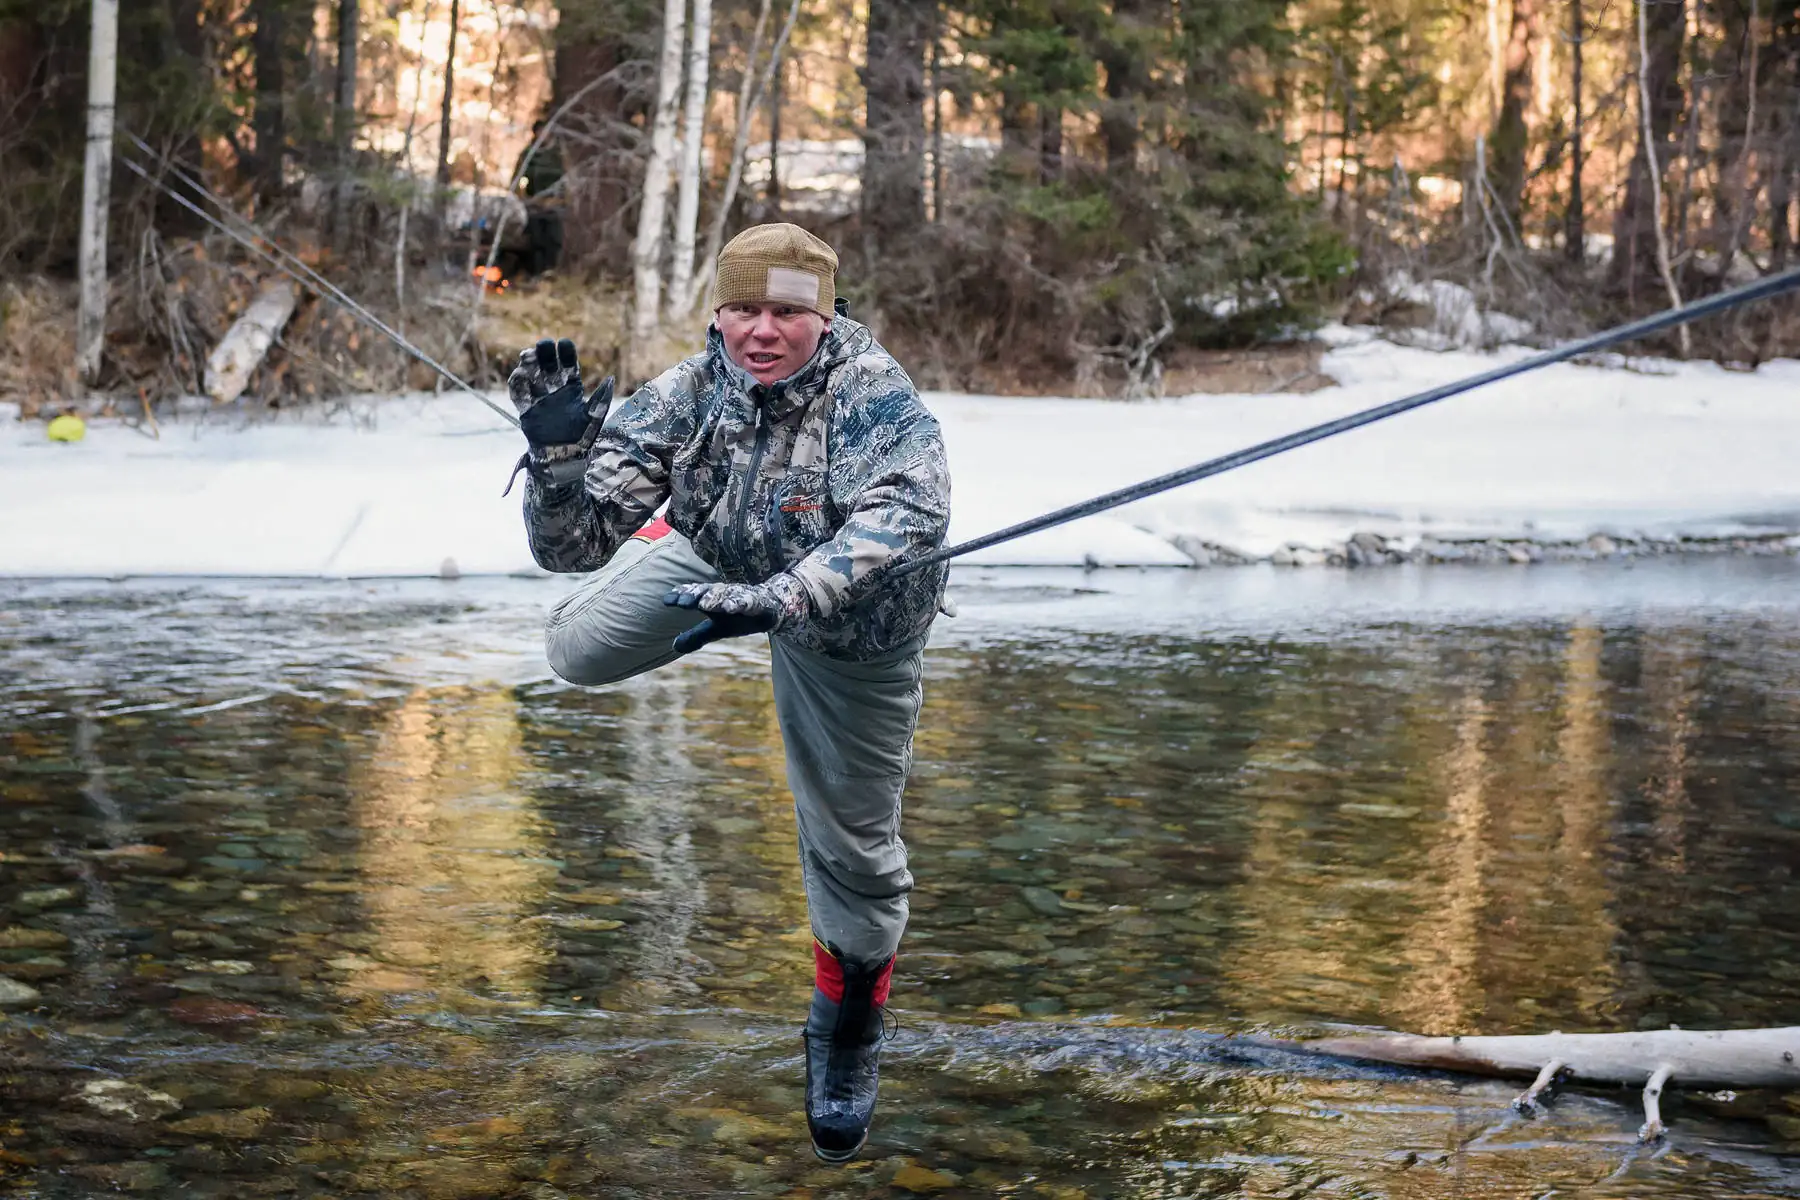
[711,223,838,319]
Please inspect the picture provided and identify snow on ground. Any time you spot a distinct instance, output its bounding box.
[3,327,1799,577]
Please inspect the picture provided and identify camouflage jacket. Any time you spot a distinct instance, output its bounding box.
[522,316,951,660]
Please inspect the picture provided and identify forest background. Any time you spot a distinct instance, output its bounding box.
[1,0,1796,415]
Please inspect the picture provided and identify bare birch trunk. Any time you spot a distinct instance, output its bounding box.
[667,0,714,321]
[1636,0,1689,356]
[632,0,687,361]
[76,0,120,384]
[683,0,801,317]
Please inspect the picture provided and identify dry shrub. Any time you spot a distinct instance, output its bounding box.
[0,277,78,417]
[470,273,648,388]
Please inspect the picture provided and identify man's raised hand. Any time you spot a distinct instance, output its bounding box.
[502,338,614,491]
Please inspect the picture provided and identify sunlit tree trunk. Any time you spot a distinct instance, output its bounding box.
[863,0,928,248]
[668,0,714,321]
[1099,0,1152,173]
[1565,0,1584,262]
[435,0,460,187]
[336,0,358,151]
[632,0,687,359]
[251,0,287,200]
[1489,0,1539,224]
[77,0,120,383]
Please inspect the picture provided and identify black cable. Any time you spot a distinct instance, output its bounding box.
[118,139,519,429]
[894,264,1800,577]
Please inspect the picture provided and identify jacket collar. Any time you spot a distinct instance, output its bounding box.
[708,318,871,420]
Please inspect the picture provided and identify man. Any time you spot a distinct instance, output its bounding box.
[505,223,950,1162]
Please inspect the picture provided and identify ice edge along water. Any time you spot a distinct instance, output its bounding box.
[3,327,1799,578]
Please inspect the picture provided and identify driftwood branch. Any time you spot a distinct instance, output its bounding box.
[1639,1061,1674,1142]
[1512,1056,1570,1114]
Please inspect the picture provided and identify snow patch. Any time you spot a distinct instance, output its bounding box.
[3,339,1800,577]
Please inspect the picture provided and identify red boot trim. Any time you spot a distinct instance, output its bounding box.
[812,941,896,1006]
[813,940,845,1003]
[631,516,674,542]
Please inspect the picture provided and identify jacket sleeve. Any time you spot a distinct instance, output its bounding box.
[521,364,698,573]
[786,394,950,620]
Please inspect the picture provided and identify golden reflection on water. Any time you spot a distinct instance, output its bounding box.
[1218,668,1365,1016]
[349,685,553,1002]
[1644,633,1701,872]
[1397,690,1492,1035]
[1550,623,1621,1021]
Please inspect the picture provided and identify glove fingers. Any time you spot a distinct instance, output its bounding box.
[557,339,579,371]
[533,339,557,371]
[587,375,615,416]
[672,617,720,656]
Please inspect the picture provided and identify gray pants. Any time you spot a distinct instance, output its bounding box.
[545,525,921,964]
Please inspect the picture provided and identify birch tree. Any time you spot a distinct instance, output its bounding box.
[676,0,805,318]
[667,0,714,321]
[76,0,120,383]
[631,0,688,355]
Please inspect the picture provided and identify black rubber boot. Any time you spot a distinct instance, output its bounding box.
[803,942,894,1163]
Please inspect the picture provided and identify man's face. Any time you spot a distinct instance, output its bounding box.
[716,302,828,386]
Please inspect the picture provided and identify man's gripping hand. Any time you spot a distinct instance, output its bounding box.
[664,575,813,655]
[503,338,614,492]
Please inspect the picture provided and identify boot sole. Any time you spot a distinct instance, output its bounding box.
[810,1132,868,1164]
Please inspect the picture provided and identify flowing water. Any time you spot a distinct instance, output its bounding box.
[3,560,1800,1198]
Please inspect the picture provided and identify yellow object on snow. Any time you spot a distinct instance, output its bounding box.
[46,414,86,443]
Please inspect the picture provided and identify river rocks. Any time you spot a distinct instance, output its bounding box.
[17,886,78,909]
[79,1080,182,1120]
[0,926,69,950]
[1162,528,1800,568]
[892,1163,960,1193]
[1021,887,1072,918]
[66,1161,170,1192]
[0,976,41,1007]
[167,995,262,1026]
[167,1105,271,1138]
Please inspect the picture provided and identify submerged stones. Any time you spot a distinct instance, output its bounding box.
[1174,528,1800,568]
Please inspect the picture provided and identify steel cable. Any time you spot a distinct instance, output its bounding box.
[893,263,1800,576]
[117,135,519,428]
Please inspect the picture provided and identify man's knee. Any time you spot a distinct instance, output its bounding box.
[544,618,654,687]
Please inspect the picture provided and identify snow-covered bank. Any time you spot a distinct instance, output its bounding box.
[3,329,1799,577]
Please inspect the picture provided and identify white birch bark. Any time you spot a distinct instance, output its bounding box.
[76,0,121,383]
[667,0,714,320]
[632,0,688,352]
[684,0,802,315]
[1306,1027,1800,1090]
[204,281,298,405]
[1637,0,1689,355]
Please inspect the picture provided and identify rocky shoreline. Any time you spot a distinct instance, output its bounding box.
[1167,530,1800,569]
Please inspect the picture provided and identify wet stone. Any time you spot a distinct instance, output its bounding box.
[0,925,69,950]
[1021,887,1070,918]
[0,976,41,1008]
[16,886,78,909]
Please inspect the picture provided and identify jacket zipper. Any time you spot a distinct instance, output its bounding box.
[735,402,772,576]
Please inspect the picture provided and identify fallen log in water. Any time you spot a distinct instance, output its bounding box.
[1304,1027,1800,1141]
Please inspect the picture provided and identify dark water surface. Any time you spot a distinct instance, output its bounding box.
[3,561,1800,1198]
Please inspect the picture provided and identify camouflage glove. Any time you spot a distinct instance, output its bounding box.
[502,338,614,493]
[664,574,813,654]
